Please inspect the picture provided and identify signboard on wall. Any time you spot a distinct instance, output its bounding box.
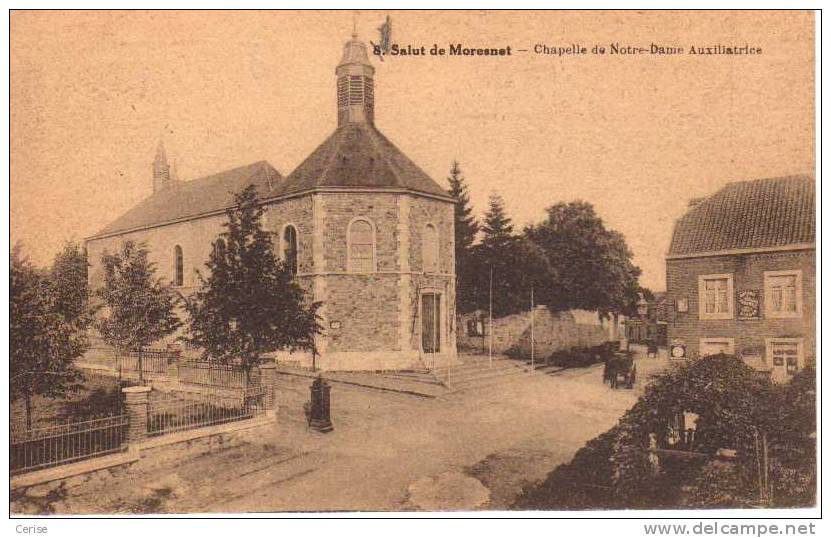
[737,289,761,319]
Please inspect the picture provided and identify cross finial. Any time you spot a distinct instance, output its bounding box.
[352,12,358,38]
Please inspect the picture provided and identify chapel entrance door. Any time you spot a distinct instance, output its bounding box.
[421,293,441,354]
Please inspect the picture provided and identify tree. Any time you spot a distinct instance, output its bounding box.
[96,240,181,369]
[480,193,514,251]
[447,161,480,313]
[515,357,816,509]
[185,185,322,381]
[49,241,91,327]
[525,201,641,316]
[10,245,84,429]
[474,194,554,316]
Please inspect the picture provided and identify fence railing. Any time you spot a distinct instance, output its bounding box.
[177,360,260,389]
[147,385,268,437]
[10,414,129,475]
[118,349,180,379]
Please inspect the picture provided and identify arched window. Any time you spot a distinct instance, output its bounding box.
[422,223,439,274]
[282,225,298,275]
[348,218,375,272]
[174,245,184,286]
[213,238,226,260]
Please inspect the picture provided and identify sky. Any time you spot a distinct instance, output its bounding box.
[10,10,815,290]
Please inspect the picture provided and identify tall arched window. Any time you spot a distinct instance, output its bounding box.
[174,245,184,286]
[348,218,375,272]
[423,223,439,274]
[282,225,298,275]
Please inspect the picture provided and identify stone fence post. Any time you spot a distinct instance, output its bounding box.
[122,386,152,444]
[259,363,278,413]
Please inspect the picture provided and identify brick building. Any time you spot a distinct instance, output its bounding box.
[664,175,815,382]
[86,35,457,371]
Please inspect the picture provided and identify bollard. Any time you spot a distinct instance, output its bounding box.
[122,386,152,443]
[309,375,333,433]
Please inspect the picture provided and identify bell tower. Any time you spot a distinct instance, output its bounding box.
[336,33,375,126]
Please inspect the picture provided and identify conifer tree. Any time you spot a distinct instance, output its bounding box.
[481,193,514,250]
[185,185,322,381]
[447,161,480,313]
[475,194,552,317]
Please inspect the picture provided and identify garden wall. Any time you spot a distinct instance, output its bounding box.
[457,307,621,359]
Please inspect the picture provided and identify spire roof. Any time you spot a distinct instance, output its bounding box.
[154,139,168,164]
[272,122,451,199]
[339,35,372,68]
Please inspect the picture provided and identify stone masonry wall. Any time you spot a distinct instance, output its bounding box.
[319,193,401,355]
[321,192,399,272]
[457,308,612,358]
[263,195,315,274]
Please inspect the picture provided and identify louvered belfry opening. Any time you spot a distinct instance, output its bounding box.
[336,34,375,126]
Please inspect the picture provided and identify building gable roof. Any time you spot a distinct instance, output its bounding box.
[90,124,450,240]
[90,161,282,239]
[668,175,815,256]
[272,122,450,199]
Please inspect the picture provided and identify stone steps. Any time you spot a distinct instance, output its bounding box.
[436,356,532,394]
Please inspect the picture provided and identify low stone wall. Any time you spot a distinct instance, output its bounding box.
[458,308,618,359]
[10,413,275,512]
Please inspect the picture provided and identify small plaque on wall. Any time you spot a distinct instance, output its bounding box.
[676,297,689,313]
[737,289,761,319]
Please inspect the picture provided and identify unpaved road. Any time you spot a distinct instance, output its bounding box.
[13,353,666,514]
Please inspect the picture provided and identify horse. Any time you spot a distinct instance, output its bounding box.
[603,354,636,389]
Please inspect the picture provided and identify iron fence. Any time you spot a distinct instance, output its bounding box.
[177,360,260,389]
[147,385,268,437]
[118,349,179,379]
[10,415,129,475]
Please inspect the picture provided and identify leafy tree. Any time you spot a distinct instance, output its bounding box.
[446,161,480,313]
[96,241,181,368]
[525,201,641,316]
[49,241,91,327]
[474,194,554,316]
[10,245,84,429]
[185,185,323,381]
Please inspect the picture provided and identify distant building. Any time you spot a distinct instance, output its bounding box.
[625,291,668,347]
[85,34,457,371]
[665,175,815,382]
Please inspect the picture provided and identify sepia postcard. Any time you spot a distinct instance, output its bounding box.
[7,8,819,525]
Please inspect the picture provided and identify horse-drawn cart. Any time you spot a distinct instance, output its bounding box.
[603,354,636,389]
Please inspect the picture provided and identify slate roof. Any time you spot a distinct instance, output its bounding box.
[668,175,815,256]
[91,161,282,238]
[272,122,450,199]
[91,122,449,239]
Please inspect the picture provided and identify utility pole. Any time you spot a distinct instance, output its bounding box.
[530,286,535,372]
[489,266,493,369]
